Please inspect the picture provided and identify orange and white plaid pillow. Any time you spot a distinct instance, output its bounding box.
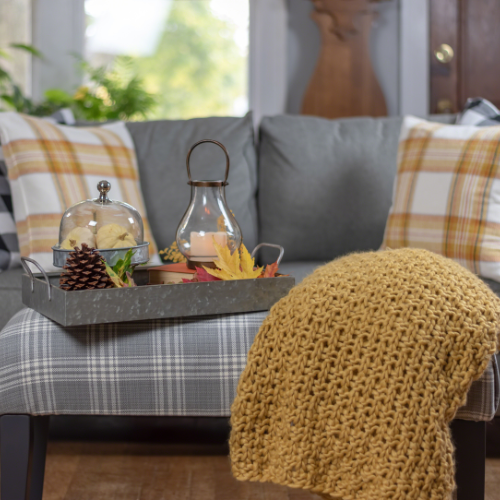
[382,115,500,282]
[0,112,159,271]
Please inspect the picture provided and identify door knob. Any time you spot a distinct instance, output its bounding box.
[437,99,453,114]
[434,43,454,64]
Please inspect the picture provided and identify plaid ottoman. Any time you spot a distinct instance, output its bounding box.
[0,308,498,500]
[0,308,498,420]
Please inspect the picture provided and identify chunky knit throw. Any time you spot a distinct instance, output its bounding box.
[230,248,500,500]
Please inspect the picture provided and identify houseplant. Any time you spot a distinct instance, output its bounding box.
[0,44,156,121]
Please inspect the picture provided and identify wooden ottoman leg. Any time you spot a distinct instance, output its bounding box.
[1,415,31,500]
[451,419,486,500]
[0,415,50,500]
[29,416,50,500]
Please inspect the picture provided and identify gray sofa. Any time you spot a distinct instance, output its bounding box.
[0,112,464,326]
[0,112,498,500]
[1,111,499,394]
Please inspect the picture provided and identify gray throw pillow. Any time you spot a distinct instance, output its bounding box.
[258,115,404,263]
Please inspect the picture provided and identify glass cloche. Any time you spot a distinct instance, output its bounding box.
[52,180,150,267]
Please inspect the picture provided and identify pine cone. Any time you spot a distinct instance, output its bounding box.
[60,243,113,291]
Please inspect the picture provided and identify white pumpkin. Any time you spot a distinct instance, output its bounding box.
[96,223,137,249]
[60,227,96,250]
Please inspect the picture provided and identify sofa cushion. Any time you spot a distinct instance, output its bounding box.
[458,97,500,126]
[126,113,258,253]
[0,267,24,331]
[382,116,500,282]
[258,115,458,264]
[0,112,160,271]
[0,155,20,271]
[278,261,324,284]
[258,115,403,263]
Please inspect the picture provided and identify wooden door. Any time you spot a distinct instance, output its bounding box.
[430,0,500,114]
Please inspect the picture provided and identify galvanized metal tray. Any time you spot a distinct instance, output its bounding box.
[21,254,295,327]
[52,242,150,268]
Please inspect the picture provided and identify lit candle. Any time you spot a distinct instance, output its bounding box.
[190,231,228,260]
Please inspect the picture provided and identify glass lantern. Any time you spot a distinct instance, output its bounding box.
[176,140,242,269]
[52,180,150,267]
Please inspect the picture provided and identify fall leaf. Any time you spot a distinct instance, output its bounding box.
[182,267,222,283]
[104,262,127,288]
[103,249,137,287]
[125,271,136,287]
[261,261,279,278]
[196,267,222,282]
[204,241,263,280]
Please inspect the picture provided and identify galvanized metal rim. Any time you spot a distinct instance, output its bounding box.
[52,241,150,252]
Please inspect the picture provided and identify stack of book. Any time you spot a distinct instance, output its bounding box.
[148,263,196,284]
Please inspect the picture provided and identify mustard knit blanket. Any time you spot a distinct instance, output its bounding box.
[230,248,500,500]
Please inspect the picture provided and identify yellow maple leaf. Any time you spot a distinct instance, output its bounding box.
[204,240,263,280]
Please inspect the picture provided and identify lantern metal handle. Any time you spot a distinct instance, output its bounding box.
[186,139,230,185]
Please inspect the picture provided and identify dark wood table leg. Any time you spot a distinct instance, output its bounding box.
[0,415,50,500]
[451,419,486,500]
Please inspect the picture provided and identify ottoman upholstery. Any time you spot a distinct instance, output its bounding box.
[0,309,266,416]
[0,308,498,421]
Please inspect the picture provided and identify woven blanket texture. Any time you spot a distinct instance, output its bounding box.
[230,248,500,500]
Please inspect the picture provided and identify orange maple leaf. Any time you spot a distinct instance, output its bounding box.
[261,261,279,278]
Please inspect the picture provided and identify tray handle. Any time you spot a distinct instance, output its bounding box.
[251,243,285,267]
[21,257,52,301]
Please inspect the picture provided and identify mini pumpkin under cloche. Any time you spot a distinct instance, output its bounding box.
[52,180,150,268]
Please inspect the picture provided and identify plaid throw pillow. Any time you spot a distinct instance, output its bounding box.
[457,97,500,126]
[0,151,20,271]
[0,112,160,272]
[381,115,500,282]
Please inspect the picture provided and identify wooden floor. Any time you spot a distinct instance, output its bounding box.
[43,441,322,500]
[39,442,500,500]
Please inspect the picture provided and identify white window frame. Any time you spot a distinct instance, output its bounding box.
[249,0,288,126]
[399,0,429,115]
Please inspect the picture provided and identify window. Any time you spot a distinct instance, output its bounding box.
[84,0,249,119]
[0,0,31,94]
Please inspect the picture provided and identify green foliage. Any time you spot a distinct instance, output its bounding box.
[0,43,58,116]
[132,1,246,119]
[71,57,157,121]
[103,249,137,288]
[0,3,247,122]
[0,46,156,121]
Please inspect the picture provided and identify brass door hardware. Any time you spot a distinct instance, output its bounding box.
[434,43,454,64]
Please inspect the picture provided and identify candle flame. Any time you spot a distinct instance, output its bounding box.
[204,207,211,215]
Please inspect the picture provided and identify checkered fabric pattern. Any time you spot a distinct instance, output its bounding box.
[0,308,497,421]
[0,309,268,416]
[0,149,20,271]
[382,115,500,282]
[457,97,500,126]
[0,112,159,272]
